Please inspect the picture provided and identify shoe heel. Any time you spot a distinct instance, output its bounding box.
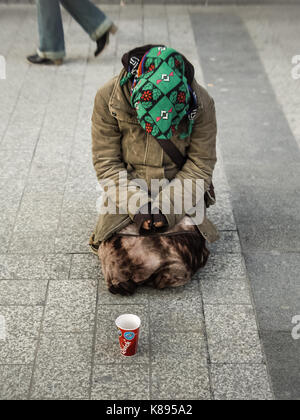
[53,59,63,66]
[110,24,118,35]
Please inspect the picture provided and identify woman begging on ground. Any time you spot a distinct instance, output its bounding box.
[90,45,219,296]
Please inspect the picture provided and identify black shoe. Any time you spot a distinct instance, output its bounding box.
[94,24,118,57]
[27,54,63,65]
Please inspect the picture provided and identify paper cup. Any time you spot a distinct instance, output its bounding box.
[115,314,141,357]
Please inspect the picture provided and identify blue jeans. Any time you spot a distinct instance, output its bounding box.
[37,0,113,60]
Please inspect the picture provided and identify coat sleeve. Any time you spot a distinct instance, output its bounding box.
[153,94,217,229]
[92,87,151,220]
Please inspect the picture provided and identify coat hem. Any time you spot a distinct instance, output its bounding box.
[95,217,132,243]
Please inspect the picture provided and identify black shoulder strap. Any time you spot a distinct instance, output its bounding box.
[154,137,186,169]
[154,137,216,208]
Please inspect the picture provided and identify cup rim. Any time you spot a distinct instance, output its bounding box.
[115,314,141,330]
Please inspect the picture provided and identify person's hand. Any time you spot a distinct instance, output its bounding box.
[153,220,165,228]
[152,210,168,230]
[142,219,152,230]
[133,206,168,232]
[133,203,152,233]
[109,279,137,296]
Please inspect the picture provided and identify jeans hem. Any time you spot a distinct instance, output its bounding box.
[90,18,113,41]
[37,48,66,60]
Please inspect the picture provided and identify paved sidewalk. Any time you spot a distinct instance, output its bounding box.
[191,4,300,400]
[0,4,283,400]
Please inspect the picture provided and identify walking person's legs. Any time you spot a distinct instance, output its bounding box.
[27,0,65,64]
[37,0,65,60]
[27,0,117,64]
[60,0,117,57]
[60,0,113,42]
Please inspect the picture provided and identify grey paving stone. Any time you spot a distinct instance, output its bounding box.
[211,364,273,400]
[191,9,300,255]
[30,332,92,400]
[237,223,300,254]
[64,172,97,195]
[201,275,251,305]
[205,305,264,364]
[0,306,43,364]
[92,364,150,400]
[212,160,231,195]
[144,4,169,45]
[0,254,71,280]
[70,253,101,280]
[9,232,57,254]
[0,5,29,57]
[0,215,15,254]
[151,361,211,400]
[55,211,97,253]
[206,193,236,231]
[191,4,300,400]
[0,365,32,400]
[61,198,97,220]
[228,177,300,253]
[0,241,9,256]
[0,217,17,254]
[261,331,300,400]
[244,252,300,332]
[10,194,63,241]
[95,305,150,364]
[0,280,48,306]
[209,230,241,254]
[43,280,97,333]
[55,232,92,253]
[147,278,199,300]
[151,332,208,365]
[34,129,75,154]
[197,253,247,280]
[0,207,17,224]
[148,280,204,333]
[213,176,232,198]
[27,162,68,188]
[150,294,205,333]
[0,149,33,180]
[66,162,96,184]
[239,5,300,148]
[55,230,92,253]
[0,178,25,205]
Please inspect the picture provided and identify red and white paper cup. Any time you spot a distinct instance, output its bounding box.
[115,314,141,357]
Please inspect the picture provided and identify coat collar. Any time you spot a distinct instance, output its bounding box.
[109,69,139,123]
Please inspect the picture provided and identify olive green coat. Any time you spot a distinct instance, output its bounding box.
[91,68,219,244]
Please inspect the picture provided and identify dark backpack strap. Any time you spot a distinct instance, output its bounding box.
[154,137,216,208]
[154,137,186,169]
[204,182,216,208]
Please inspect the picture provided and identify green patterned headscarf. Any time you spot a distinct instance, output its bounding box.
[120,46,198,140]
